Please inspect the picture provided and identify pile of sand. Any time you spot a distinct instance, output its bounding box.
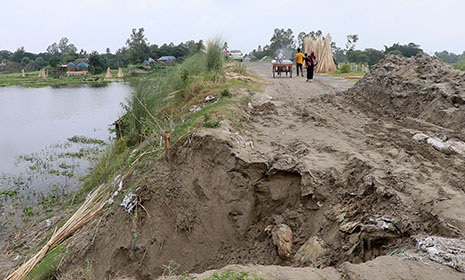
[348,54,465,132]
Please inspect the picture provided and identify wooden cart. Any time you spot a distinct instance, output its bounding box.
[272,59,293,78]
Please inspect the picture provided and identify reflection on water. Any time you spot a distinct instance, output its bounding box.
[0,83,131,174]
[0,83,132,238]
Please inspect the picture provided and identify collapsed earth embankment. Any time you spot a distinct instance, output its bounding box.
[3,53,465,280]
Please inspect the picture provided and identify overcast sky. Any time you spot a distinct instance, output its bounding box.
[0,0,463,54]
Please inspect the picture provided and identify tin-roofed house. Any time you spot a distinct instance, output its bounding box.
[157,56,176,66]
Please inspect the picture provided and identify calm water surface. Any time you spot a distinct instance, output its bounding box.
[0,83,131,174]
[0,83,132,237]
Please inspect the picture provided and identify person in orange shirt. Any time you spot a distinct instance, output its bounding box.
[295,48,304,77]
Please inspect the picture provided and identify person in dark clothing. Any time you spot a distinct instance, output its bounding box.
[305,51,317,82]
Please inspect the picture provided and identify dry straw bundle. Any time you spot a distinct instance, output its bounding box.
[5,184,109,280]
[304,33,337,73]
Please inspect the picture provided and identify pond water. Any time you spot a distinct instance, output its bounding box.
[0,83,132,237]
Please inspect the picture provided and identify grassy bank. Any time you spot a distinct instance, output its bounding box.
[0,67,155,88]
[7,41,261,280]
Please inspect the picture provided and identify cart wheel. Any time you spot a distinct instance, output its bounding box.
[272,66,275,78]
[290,67,292,78]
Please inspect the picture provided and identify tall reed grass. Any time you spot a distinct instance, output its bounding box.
[121,40,224,145]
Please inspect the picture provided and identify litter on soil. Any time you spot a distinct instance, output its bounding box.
[3,55,465,280]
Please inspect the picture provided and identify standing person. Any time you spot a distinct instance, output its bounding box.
[305,51,317,82]
[295,48,304,77]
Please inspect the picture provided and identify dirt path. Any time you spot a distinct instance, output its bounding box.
[230,62,465,274]
[246,61,465,237]
[155,61,465,279]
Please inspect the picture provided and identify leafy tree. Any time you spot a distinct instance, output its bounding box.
[250,44,271,59]
[88,52,107,74]
[346,34,359,52]
[347,50,369,64]
[63,53,78,64]
[34,57,47,69]
[195,40,205,53]
[79,49,88,57]
[125,28,150,64]
[297,30,324,50]
[333,47,345,64]
[184,40,197,55]
[384,43,422,57]
[0,50,12,60]
[435,50,461,64]
[269,28,295,54]
[114,47,128,67]
[47,38,77,56]
[345,34,359,62]
[10,47,26,62]
[48,56,61,68]
[21,57,30,66]
[47,43,60,55]
[58,37,77,55]
[364,48,385,66]
[297,32,308,49]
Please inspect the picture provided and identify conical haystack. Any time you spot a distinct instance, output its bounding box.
[38,68,48,79]
[117,67,124,78]
[304,33,337,73]
[104,67,113,80]
[21,69,25,78]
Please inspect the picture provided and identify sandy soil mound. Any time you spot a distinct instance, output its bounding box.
[348,54,465,132]
[7,61,465,280]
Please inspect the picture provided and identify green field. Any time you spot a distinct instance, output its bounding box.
[0,68,131,88]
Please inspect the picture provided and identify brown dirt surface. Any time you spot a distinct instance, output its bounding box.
[9,55,465,279]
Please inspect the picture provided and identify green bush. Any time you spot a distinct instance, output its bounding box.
[221,89,230,97]
[203,113,221,128]
[339,64,351,73]
[454,62,465,71]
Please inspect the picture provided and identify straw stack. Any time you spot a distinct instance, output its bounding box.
[5,184,109,280]
[117,67,124,79]
[104,67,113,80]
[38,68,48,79]
[304,33,337,73]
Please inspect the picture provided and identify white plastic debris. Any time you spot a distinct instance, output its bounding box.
[120,193,137,213]
[412,133,429,142]
[189,105,201,112]
[417,236,465,272]
[46,219,52,227]
[248,102,253,109]
[449,140,465,156]
[13,255,21,261]
[107,174,123,205]
[426,137,454,155]
[205,95,216,103]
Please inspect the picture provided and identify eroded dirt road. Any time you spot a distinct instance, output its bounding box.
[225,61,465,277]
[158,61,465,279]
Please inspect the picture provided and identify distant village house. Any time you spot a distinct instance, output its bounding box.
[60,58,89,76]
[157,56,176,66]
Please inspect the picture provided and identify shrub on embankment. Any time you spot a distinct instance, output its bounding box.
[120,39,224,146]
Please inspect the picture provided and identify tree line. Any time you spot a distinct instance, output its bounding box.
[250,28,465,67]
[0,28,206,74]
